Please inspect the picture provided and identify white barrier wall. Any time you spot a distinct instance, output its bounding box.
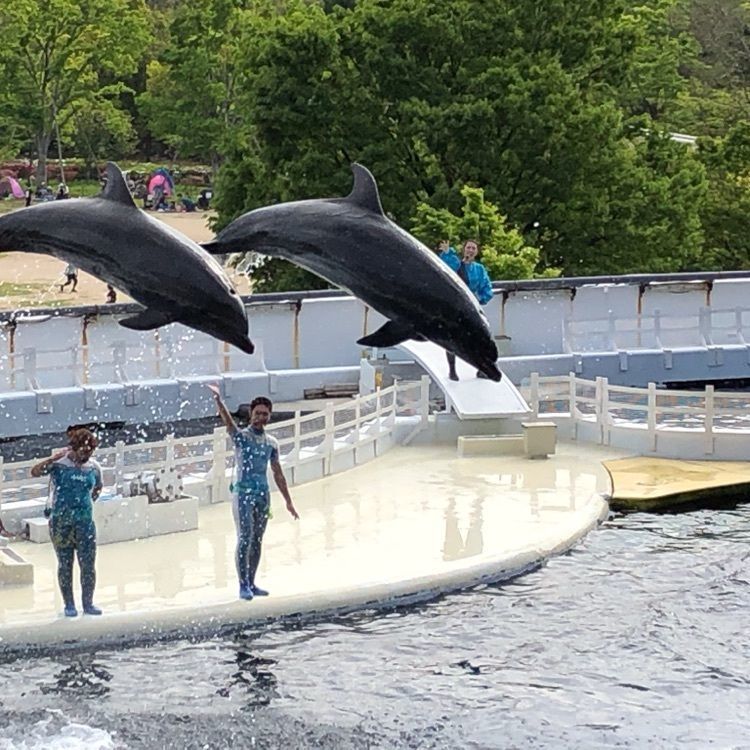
[4,278,750,437]
[3,278,750,391]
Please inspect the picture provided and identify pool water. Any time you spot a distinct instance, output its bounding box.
[2,505,749,749]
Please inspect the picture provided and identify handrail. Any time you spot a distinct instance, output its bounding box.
[0,380,425,509]
[523,372,750,457]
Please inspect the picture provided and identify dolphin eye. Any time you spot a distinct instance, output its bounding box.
[229,288,237,295]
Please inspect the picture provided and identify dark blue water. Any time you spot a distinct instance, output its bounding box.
[2,506,750,749]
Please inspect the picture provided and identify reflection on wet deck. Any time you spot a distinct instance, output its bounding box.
[0,442,619,648]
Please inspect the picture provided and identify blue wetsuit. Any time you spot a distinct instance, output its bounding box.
[231,427,279,591]
[45,456,102,609]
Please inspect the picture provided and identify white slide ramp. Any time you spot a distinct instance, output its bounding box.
[397,340,531,419]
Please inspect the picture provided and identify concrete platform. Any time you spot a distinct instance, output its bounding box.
[605,456,750,512]
[0,442,620,652]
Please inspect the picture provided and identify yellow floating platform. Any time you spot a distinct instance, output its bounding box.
[604,457,750,512]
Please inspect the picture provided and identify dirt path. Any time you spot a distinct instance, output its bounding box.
[0,210,251,310]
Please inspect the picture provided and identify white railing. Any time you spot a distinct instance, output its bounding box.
[0,378,430,512]
[522,372,750,458]
[562,305,750,353]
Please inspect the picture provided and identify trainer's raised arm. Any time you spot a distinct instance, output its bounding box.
[207,383,238,434]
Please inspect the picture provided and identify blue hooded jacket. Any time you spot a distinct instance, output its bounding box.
[439,248,494,305]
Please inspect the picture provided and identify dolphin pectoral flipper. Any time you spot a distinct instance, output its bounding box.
[120,308,179,331]
[357,320,424,348]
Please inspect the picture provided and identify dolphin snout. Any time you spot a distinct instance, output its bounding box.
[233,334,255,355]
[481,361,503,382]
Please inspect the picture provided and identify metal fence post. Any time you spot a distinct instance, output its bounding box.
[654,309,663,349]
[114,440,126,495]
[323,401,335,474]
[704,384,715,456]
[647,382,657,452]
[419,375,430,426]
[568,372,577,439]
[353,397,361,446]
[210,427,228,503]
[529,372,540,419]
[599,376,610,445]
[165,433,176,475]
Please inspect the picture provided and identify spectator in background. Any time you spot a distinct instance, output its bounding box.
[197,189,211,210]
[177,193,197,213]
[152,184,167,211]
[106,285,117,304]
[60,263,78,293]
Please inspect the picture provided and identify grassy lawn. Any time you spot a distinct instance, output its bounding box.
[0,281,69,309]
[0,281,41,296]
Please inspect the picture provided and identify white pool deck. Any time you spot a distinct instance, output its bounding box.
[0,441,624,651]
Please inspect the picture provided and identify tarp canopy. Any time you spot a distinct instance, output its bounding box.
[148,168,175,196]
[0,176,24,199]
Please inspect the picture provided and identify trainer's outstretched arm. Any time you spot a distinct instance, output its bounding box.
[207,383,238,435]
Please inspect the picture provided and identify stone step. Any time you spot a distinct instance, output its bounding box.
[0,498,47,535]
[0,545,34,586]
[26,517,51,544]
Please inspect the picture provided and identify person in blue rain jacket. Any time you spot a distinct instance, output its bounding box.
[437,239,494,379]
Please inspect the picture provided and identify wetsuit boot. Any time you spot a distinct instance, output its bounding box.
[446,352,459,381]
[239,582,254,600]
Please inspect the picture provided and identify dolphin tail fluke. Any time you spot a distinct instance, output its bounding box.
[357,320,424,348]
[120,308,178,331]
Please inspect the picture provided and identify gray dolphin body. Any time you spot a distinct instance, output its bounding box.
[203,164,501,380]
[0,163,253,353]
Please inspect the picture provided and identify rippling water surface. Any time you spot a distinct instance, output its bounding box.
[2,506,750,749]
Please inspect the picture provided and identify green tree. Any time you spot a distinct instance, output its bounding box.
[694,122,750,269]
[411,186,557,280]
[0,0,151,182]
[213,0,711,285]
[138,0,246,172]
[69,99,137,176]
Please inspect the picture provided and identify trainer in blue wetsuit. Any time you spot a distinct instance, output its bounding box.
[208,385,300,600]
[437,239,494,380]
[31,428,103,617]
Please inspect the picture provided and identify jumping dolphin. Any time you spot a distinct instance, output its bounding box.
[0,163,253,353]
[203,164,501,380]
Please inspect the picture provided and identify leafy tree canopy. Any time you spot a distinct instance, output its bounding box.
[0,0,151,181]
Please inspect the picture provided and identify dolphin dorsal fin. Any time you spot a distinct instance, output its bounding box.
[345,163,384,215]
[100,162,136,207]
